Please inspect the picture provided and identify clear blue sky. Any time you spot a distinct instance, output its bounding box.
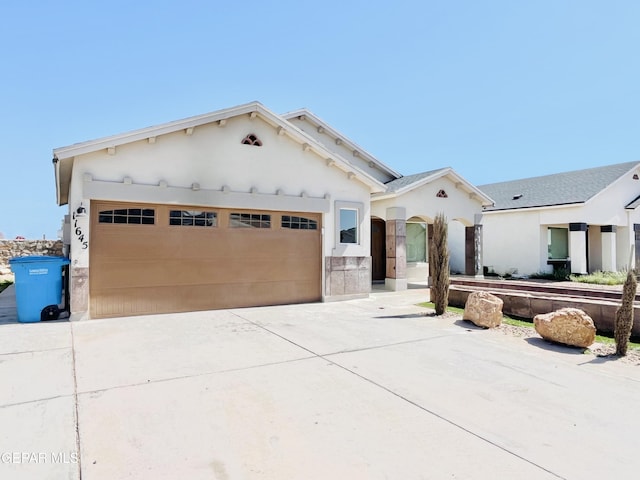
[2,1,640,239]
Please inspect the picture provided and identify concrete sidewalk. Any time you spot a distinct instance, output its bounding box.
[0,284,78,479]
[1,286,639,479]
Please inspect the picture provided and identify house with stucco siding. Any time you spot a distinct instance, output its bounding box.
[479,161,640,277]
[53,102,489,320]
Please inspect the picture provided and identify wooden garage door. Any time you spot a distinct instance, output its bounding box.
[89,201,322,319]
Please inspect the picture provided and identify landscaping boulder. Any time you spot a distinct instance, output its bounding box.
[463,291,503,328]
[534,308,596,348]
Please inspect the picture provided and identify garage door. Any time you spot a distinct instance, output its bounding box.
[89,201,322,318]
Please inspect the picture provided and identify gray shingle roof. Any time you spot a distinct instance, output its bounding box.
[384,168,450,193]
[479,161,640,211]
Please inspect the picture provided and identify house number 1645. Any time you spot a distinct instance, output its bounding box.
[72,211,88,249]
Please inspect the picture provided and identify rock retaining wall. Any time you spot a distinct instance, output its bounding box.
[449,285,640,338]
[0,240,64,273]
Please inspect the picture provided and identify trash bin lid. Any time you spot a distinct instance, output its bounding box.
[9,256,70,265]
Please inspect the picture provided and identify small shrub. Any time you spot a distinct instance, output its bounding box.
[529,268,570,281]
[570,271,627,286]
[0,281,13,294]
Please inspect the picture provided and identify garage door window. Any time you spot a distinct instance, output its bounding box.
[98,208,155,225]
[230,213,271,228]
[169,210,217,227]
[282,215,318,230]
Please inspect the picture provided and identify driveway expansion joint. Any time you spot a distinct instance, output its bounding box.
[69,322,83,480]
[231,310,568,480]
[76,355,319,397]
[0,394,75,410]
[0,346,71,357]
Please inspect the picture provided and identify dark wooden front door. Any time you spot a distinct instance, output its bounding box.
[371,218,386,281]
[465,226,475,275]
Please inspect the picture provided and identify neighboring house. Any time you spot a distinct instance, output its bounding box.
[53,102,488,320]
[479,161,640,276]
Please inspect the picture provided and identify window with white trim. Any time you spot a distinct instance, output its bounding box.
[339,209,358,244]
[406,222,427,262]
[333,200,364,254]
[548,227,568,259]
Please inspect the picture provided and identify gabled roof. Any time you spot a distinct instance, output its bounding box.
[373,167,494,206]
[383,168,450,193]
[281,108,401,179]
[53,102,386,205]
[625,194,640,210]
[479,161,640,212]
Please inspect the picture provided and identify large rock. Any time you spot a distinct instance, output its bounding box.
[534,308,596,348]
[463,291,504,328]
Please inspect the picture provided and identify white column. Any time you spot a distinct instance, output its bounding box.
[569,223,588,274]
[473,213,484,279]
[601,225,617,272]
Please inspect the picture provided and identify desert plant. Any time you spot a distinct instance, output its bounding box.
[430,212,449,315]
[615,269,636,356]
[529,267,570,281]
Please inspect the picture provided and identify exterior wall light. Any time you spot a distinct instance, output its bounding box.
[76,204,87,217]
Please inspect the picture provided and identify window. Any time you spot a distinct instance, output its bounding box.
[98,208,155,225]
[169,210,217,227]
[333,201,364,254]
[230,213,271,228]
[282,215,318,230]
[339,209,358,244]
[241,134,262,146]
[407,223,427,262]
[436,189,448,198]
[548,227,568,259]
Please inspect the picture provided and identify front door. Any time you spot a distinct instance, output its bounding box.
[371,218,386,281]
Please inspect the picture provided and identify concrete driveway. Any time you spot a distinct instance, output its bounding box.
[1,285,639,480]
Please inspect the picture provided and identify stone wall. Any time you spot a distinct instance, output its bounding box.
[0,240,65,272]
[325,256,371,299]
[448,285,640,338]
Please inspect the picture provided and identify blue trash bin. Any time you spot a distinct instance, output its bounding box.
[9,256,70,323]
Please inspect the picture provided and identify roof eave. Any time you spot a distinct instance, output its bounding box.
[53,102,387,201]
[381,168,495,206]
[483,202,585,213]
[282,108,402,179]
[53,101,265,161]
[53,157,61,206]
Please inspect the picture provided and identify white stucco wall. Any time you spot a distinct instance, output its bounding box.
[483,167,640,274]
[448,221,466,274]
[371,176,482,225]
[372,175,485,278]
[482,210,543,275]
[66,114,374,270]
[617,226,633,270]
